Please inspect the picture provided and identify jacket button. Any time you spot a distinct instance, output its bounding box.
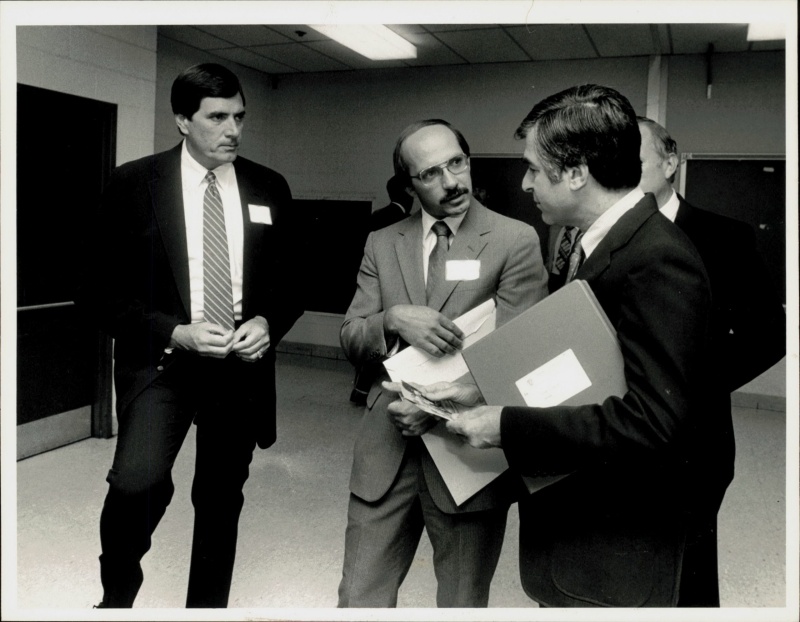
[157,365,164,371]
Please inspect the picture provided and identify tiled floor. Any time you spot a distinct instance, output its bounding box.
[11,354,789,615]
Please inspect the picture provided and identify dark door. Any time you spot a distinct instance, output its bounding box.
[16,84,117,459]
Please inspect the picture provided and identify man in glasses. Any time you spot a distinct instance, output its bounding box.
[337,119,548,607]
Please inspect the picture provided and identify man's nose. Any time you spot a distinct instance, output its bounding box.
[440,167,459,188]
[224,117,241,137]
[521,170,534,192]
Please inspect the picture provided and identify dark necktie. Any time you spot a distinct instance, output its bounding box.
[426,220,451,303]
[564,230,585,284]
[549,226,578,291]
[202,171,235,330]
[552,226,577,276]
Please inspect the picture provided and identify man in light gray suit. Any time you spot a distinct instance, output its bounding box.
[338,119,548,607]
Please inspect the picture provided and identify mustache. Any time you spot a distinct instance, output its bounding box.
[440,187,469,204]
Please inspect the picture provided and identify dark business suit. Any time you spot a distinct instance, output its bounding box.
[669,196,786,603]
[674,196,785,392]
[78,143,302,607]
[502,194,726,607]
[339,199,548,606]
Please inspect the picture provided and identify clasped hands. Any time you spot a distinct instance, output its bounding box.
[385,380,503,449]
[169,316,270,362]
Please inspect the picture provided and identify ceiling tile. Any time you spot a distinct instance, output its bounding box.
[670,24,750,54]
[157,26,232,50]
[403,32,468,67]
[267,25,329,42]
[251,43,352,72]
[305,40,411,70]
[194,25,292,47]
[435,28,530,63]
[585,24,656,57]
[210,47,298,74]
[506,24,598,61]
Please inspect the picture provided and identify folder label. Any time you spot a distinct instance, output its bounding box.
[514,348,592,407]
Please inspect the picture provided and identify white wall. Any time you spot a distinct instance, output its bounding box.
[17,26,158,166]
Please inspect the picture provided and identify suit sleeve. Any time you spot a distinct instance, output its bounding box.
[501,236,712,475]
[255,171,304,347]
[494,223,549,326]
[76,165,182,350]
[339,232,392,367]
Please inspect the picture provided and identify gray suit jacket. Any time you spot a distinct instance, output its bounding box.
[341,199,548,513]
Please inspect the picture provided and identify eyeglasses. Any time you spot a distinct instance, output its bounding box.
[410,154,470,185]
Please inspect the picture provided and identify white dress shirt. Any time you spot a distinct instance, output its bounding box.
[581,188,646,260]
[659,188,680,222]
[180,141,244,323]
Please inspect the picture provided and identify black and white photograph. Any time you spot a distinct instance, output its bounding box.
[1,1,797,620]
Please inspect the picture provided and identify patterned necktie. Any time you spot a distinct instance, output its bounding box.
[552,226,577,276]
[564,230,585,284]
[426,220,451,303]
[202,171,235,330]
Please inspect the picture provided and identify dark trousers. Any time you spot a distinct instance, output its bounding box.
[99,354,257,608]
[338,440,508,608]
[677,518,721,607]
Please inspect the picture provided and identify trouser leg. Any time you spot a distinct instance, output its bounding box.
[420,485,509,607]
[185,406,257,608]
[677,518,721,607]
[338,448,425,607]
[99,378,194,607]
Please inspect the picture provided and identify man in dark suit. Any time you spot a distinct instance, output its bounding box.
[434,84,728,607]
[371,174,415,231]
[337,119,548,607]
[349,175,415,405]
[78,63,303,608]
[637,116,785,391]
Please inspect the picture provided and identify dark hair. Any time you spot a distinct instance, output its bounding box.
[514,84,641,190]
[637,116,678,183]
[393,119,471,185]
[386,175,413,207]
[170,63,246,119]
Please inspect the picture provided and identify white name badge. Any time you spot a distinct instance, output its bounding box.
[248,204,273,225]
[446,259,480,281]
[515,349,592,408]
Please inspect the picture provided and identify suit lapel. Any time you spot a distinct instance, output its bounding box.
[233,159,264,318]
[577,194,659,283]
[426,199,490,311]
[395,212,426,306]
[151,144,191,319]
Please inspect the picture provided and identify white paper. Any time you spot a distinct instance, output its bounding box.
[515,349,592,407]
[383,299,496,385]
[382,299,504,506]
[248,203,272,225]
[446,259,480,281]
[423,426,511,505]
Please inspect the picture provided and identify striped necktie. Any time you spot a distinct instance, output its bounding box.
[202,171,235,330]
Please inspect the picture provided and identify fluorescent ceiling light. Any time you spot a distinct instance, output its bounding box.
[747,23,786,41]
[309,24,417,60]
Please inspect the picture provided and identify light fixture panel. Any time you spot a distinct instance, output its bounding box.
[309,24,417,60]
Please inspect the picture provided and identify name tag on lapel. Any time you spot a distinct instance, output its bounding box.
[248,204,273,225]
[446,259,480,281]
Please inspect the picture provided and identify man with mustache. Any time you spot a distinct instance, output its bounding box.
[78,63,303,608]
[337,119,548,607]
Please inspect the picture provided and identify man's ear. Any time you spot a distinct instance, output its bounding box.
[175,114,189,137]
[566,164,589,190]
[663,152,679,180]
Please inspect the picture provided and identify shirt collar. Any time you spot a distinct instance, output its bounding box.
[421,206,468,239]
[181,140,235,189]
[581,188,645,259]
[659,189,680,222]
